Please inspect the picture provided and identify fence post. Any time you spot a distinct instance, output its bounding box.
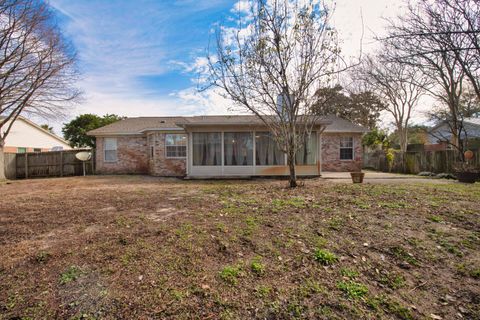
[24,153,28,179]
[60,151,63,177]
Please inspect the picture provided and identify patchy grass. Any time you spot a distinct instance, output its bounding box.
[60,265,82,284]
[219,265,242,285]
[337,280,368,299]
[313,248,338,265]
[0,176,479,319]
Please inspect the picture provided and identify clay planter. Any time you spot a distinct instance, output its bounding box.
[350,172,365,183]
[456,172,478,184]
[464,150,474,160]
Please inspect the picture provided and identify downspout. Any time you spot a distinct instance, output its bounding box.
[317,126,326,176]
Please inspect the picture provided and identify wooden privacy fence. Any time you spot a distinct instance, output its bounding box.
[5,149,95,179]
[363,149,480,174]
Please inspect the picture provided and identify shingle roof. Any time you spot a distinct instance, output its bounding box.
[322,115,369,133]
[87,117,187,135]
[87,114,368,135]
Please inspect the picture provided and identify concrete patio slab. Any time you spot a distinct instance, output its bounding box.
[321,170,456,184]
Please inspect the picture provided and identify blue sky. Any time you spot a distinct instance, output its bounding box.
[46,0,408,132]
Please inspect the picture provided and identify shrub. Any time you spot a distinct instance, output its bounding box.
[435,173,456,179]
[313,249,338,265]
[418,171,434,176]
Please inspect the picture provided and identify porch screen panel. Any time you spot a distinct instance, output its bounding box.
[224,132,253,166]
[296,133,317,165]
[255,132,285,165]
[192,132,221,166]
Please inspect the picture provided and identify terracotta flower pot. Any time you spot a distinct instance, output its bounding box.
[464,150,474,160]
[350,172,365,183]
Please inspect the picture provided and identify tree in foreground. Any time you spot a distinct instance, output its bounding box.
[206,0,349,187]
[63,114,124,148]
[0,0,80,179]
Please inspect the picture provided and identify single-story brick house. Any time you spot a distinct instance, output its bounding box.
[87,115,368,177]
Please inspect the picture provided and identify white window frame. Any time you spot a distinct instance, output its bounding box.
[165,133,187,159]
[339,136,354,161]
[104,137,118,162]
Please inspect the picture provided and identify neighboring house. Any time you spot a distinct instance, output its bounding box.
[87,115,368,177]
[427,117,480,151]
[0,116,71,153]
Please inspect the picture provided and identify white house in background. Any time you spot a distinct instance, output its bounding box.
[0,116,71,153]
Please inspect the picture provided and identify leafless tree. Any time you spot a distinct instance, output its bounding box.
[384,0,480,99]
[206,0,351,187]
[382,0,472,153]
[0,0,80,179]
[355,53,429,152]
[427,85,480,158]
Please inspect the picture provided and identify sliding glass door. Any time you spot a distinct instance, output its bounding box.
[296,133,317,165]
[255,132,285,165]
[224,132,253,166]
[192,132,222,166]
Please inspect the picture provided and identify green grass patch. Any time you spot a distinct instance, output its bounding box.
[428,215,443,223]
[271,197,306,212]
[389,246,418,266]
[313,249,338,265]
[60,265,82,284]
[340,268,359,279]
[337,280,368,299]
[219,265,242,285]
[379,273,405,289]
[367,295,413,320]
[250,257,265,275]
[327,217,344,231]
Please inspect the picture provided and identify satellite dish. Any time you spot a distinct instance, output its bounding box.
[75,151,92,176]
[75,151,91,161]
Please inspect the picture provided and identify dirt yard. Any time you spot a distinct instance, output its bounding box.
[0,176,479,319]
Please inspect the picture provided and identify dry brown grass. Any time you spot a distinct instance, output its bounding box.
[0,176,479,319]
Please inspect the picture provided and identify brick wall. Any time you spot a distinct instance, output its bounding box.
[321,133,363,172]
[147,132,186,177]
[95,136,149,174]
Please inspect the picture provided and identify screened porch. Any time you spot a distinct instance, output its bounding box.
[186,130,321,177]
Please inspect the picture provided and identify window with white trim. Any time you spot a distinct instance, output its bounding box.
[340,136,353,160]
[165,134,187,158]
[104,138,117,162]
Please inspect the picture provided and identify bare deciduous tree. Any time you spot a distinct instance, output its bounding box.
[382,0,472,154]
[384,0,480,99]
[355,53,429,152]
[0,0,80,179]
[206,0,350,187]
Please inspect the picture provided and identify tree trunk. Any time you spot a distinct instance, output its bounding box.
[287,151,297,188]
[0,142,6,180]
[399,127,408,152]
